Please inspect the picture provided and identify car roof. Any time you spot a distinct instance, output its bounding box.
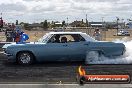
[49,32,84,35]
[43,32,96,42]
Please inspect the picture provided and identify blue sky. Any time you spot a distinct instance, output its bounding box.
[0,0,132,23]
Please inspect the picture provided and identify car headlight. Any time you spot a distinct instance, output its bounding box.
[3,48,6,53]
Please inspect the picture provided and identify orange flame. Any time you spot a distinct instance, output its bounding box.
[78,66,86,76]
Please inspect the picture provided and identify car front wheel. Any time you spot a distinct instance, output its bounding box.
[17,52,34,65]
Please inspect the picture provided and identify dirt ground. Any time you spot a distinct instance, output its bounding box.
[24,29,132,42]
[1,29,132,42]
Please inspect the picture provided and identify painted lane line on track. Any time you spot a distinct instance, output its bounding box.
[0,84,131,88]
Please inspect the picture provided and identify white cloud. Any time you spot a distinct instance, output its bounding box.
[0,0,132,23]
[0,3,27,12]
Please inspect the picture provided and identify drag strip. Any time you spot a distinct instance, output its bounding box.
[0,53,132,84]
[0,84,132,88]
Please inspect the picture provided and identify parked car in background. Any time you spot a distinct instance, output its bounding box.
[117,30,130,36]
[2,32,126,65]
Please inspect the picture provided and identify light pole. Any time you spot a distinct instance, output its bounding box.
[86,14,89,34]
[102,17,104,28]
[101,17,105,40]
[67,17,68,27]
[86,14,88,27]
[121,19,125,29]
[116,17,119,33]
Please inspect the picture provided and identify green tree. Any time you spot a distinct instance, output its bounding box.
[19,22,29,30]
[62,21,65,27]
[47,22,51,28]
[50,21,55,28]
[16,20,18,25]
[43,20,48,30]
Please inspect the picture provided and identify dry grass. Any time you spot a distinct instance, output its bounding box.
[0,32,6,42]
[104,29,132,41]
[24,30,50,42]
[1,29,132,42]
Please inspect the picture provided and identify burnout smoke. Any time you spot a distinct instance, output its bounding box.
[86,38,132,64]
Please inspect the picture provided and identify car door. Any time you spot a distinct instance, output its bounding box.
[66,41,90,61]
[37,34,71,61]
[40,42,71,61]
[60,34,90,61]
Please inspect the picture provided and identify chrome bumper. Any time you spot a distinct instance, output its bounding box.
[1,51,16,62]
[3,52,13,56]
[4,53,16,62]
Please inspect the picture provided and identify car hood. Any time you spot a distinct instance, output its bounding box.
[2,42,45,49]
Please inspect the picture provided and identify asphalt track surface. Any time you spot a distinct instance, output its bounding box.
[0,53,132,84]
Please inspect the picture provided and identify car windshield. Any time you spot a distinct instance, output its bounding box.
[82,33,96,42]
[38,33,52,43]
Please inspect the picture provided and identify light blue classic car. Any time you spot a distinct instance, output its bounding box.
[2,32,125,65]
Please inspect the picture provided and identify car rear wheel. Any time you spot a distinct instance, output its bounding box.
[85,51,100,64]
[17,52,34,65]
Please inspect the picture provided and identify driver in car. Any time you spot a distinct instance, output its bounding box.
[54,35,60,43]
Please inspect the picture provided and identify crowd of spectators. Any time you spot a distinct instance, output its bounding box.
[5,25,29,43]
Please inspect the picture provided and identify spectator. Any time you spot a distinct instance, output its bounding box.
[19,32,29,43]
[14,25,22,43]
[14,30,21,43]
[5,26,14,42]
[0,17,3,28]
[93,28,101,41]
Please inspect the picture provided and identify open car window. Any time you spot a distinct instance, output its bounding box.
[71,34,85,42]
[48,34,86,43]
